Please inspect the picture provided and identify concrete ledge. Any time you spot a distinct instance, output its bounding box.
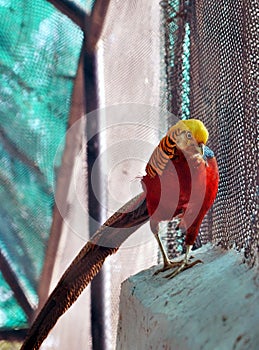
[116,244,259,350]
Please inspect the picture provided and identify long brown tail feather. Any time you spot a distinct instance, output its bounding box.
[21,193,148,350]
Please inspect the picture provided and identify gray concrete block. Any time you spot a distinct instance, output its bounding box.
[116,244,259,350]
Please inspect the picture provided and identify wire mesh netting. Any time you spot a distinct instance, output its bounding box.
[158,0,258,264]
[187,0,258,265]
[0,0,83,332]
[96,2,162,348]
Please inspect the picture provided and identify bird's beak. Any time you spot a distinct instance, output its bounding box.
[195,143,205,156]
[200,143,205,156]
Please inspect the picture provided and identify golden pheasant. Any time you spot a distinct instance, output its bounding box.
[21,119,219,349]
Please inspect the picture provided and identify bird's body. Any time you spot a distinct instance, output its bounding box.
[21,119,219,350]
[142,146,218,245]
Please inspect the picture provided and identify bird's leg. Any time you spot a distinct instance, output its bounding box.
[151,219,203,277]
[164,245,203,279]
[151,221,185,275]
[153,232,172,273]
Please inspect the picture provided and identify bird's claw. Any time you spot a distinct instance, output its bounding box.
[154,258,203,278]
[165,259,203,279]
[153,260,184,276]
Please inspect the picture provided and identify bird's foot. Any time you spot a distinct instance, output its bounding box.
[154,258,203,278]
[164,258,203,279]
[153,260,185,276]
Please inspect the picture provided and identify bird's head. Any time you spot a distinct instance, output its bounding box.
[168,119,209,158]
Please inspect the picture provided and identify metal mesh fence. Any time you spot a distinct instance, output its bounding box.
[187,0,258,265]
[159,0,258,264]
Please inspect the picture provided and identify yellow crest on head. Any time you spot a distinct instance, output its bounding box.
[180,119,209,144]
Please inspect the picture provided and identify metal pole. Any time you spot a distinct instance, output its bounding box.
[84,47,107,350]
[84,2,111,348]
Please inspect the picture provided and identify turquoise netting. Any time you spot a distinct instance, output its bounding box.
[0,0,83,330]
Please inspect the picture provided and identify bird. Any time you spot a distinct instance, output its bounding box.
[142,119,219,277]
[21,119,219,350]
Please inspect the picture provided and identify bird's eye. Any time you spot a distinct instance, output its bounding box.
[186,131,192,139]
